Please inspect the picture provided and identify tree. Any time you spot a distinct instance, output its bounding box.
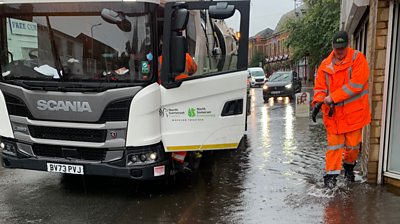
[250,51,264,67]
[284,0,341,70]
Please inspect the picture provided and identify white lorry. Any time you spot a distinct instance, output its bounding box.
[0,0,250,180]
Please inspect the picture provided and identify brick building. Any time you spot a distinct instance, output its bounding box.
[248,29,291,73]
[341,0,400,187]
[248,28,274,64]
[248,5,307,77]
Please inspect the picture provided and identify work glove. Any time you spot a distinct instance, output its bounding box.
[311,102,323,122]
[328,103,335,117]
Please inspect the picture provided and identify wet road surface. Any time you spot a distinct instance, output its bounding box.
[1,88,400,223]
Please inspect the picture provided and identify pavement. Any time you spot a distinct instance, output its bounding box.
[1,88,400,223]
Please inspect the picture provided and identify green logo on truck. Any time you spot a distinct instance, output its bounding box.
[188,108,196,118]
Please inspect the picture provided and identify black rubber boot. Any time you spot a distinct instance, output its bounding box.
[343,163,356,182]
[324,174,339,188]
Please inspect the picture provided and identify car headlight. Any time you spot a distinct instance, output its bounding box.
[263,85,268,90]
[285,84,292,89]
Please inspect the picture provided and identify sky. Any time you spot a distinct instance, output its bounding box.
[249,0,296,36]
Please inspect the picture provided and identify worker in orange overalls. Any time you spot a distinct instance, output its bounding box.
[312,31,371,187]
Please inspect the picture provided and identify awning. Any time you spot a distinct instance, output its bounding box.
[340,0,369,33]
[283,54,289,60]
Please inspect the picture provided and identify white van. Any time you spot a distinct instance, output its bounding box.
[248,67,266,87]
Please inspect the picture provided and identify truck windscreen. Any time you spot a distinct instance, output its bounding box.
[0,2,155,88]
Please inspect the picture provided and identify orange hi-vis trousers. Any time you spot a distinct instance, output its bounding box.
[326,129,362,175]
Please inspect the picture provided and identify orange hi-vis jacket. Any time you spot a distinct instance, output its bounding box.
[158,54,198,82]
[312,48,371,134]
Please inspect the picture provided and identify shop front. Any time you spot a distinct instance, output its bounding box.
[381,1,400,184]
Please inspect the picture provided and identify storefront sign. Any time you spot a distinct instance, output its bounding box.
[295,92,310,117]
[9,18,38,37]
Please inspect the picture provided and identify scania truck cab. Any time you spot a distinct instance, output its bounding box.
[0,0,250,180]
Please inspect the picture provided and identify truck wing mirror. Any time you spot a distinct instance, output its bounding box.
[101,8,131,32]
[172,8,189,31]
[170,36,187,74]
[209,2,235,19]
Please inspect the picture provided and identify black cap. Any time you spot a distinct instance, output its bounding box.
[332,31,349,49]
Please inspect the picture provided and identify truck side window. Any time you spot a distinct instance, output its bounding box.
[186,14,196,57]
[180,9,241,79]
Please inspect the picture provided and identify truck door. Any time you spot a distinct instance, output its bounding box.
[160,1,250,152]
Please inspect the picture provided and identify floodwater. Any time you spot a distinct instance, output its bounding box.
[1,88,400,224]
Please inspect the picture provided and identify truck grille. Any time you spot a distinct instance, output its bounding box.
[99,98,132,122]
[3,94,33,118]
[32,144,107,161]
[28,126,107,143]
[3,93,132,123]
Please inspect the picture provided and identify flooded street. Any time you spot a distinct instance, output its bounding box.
[1,88,400,224]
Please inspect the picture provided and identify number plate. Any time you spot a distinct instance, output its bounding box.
[47,163,84,175]
[271,91,281,94]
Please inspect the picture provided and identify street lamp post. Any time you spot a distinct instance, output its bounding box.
[90,23,102,58]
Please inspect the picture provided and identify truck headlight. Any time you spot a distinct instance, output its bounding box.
[139,154,147,162]
[285,84,292,89]
[149,152,158,161]
[263,85,269,90]
[0,139,17,156]
[127,151,160,166]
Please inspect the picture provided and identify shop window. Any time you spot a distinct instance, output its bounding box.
[67,40,74,57]
[385,3,400,175]
[353,14,368,55]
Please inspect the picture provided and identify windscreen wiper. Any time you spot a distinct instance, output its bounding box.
[7,80,45,91]
[46,16,65,81]
[7,80,104,92]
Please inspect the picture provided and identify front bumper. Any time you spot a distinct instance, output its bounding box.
[1,140,171,180]
[251,81,265,86]
[2,154,170,180]
[263,88,295,98]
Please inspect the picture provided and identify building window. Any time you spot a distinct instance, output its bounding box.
[277,40,280,55]
[54,36,63,56]
[67,40,74,57]
[269,44,272,56]
[384,2,400,177]
[353,12,368,55]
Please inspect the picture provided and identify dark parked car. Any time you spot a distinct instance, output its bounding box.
[262,71,302,102]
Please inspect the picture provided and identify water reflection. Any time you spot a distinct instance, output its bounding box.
[283,103,295,162]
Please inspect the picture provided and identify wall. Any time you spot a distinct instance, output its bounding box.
[343,0,390,183]
[365,0,390,183]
